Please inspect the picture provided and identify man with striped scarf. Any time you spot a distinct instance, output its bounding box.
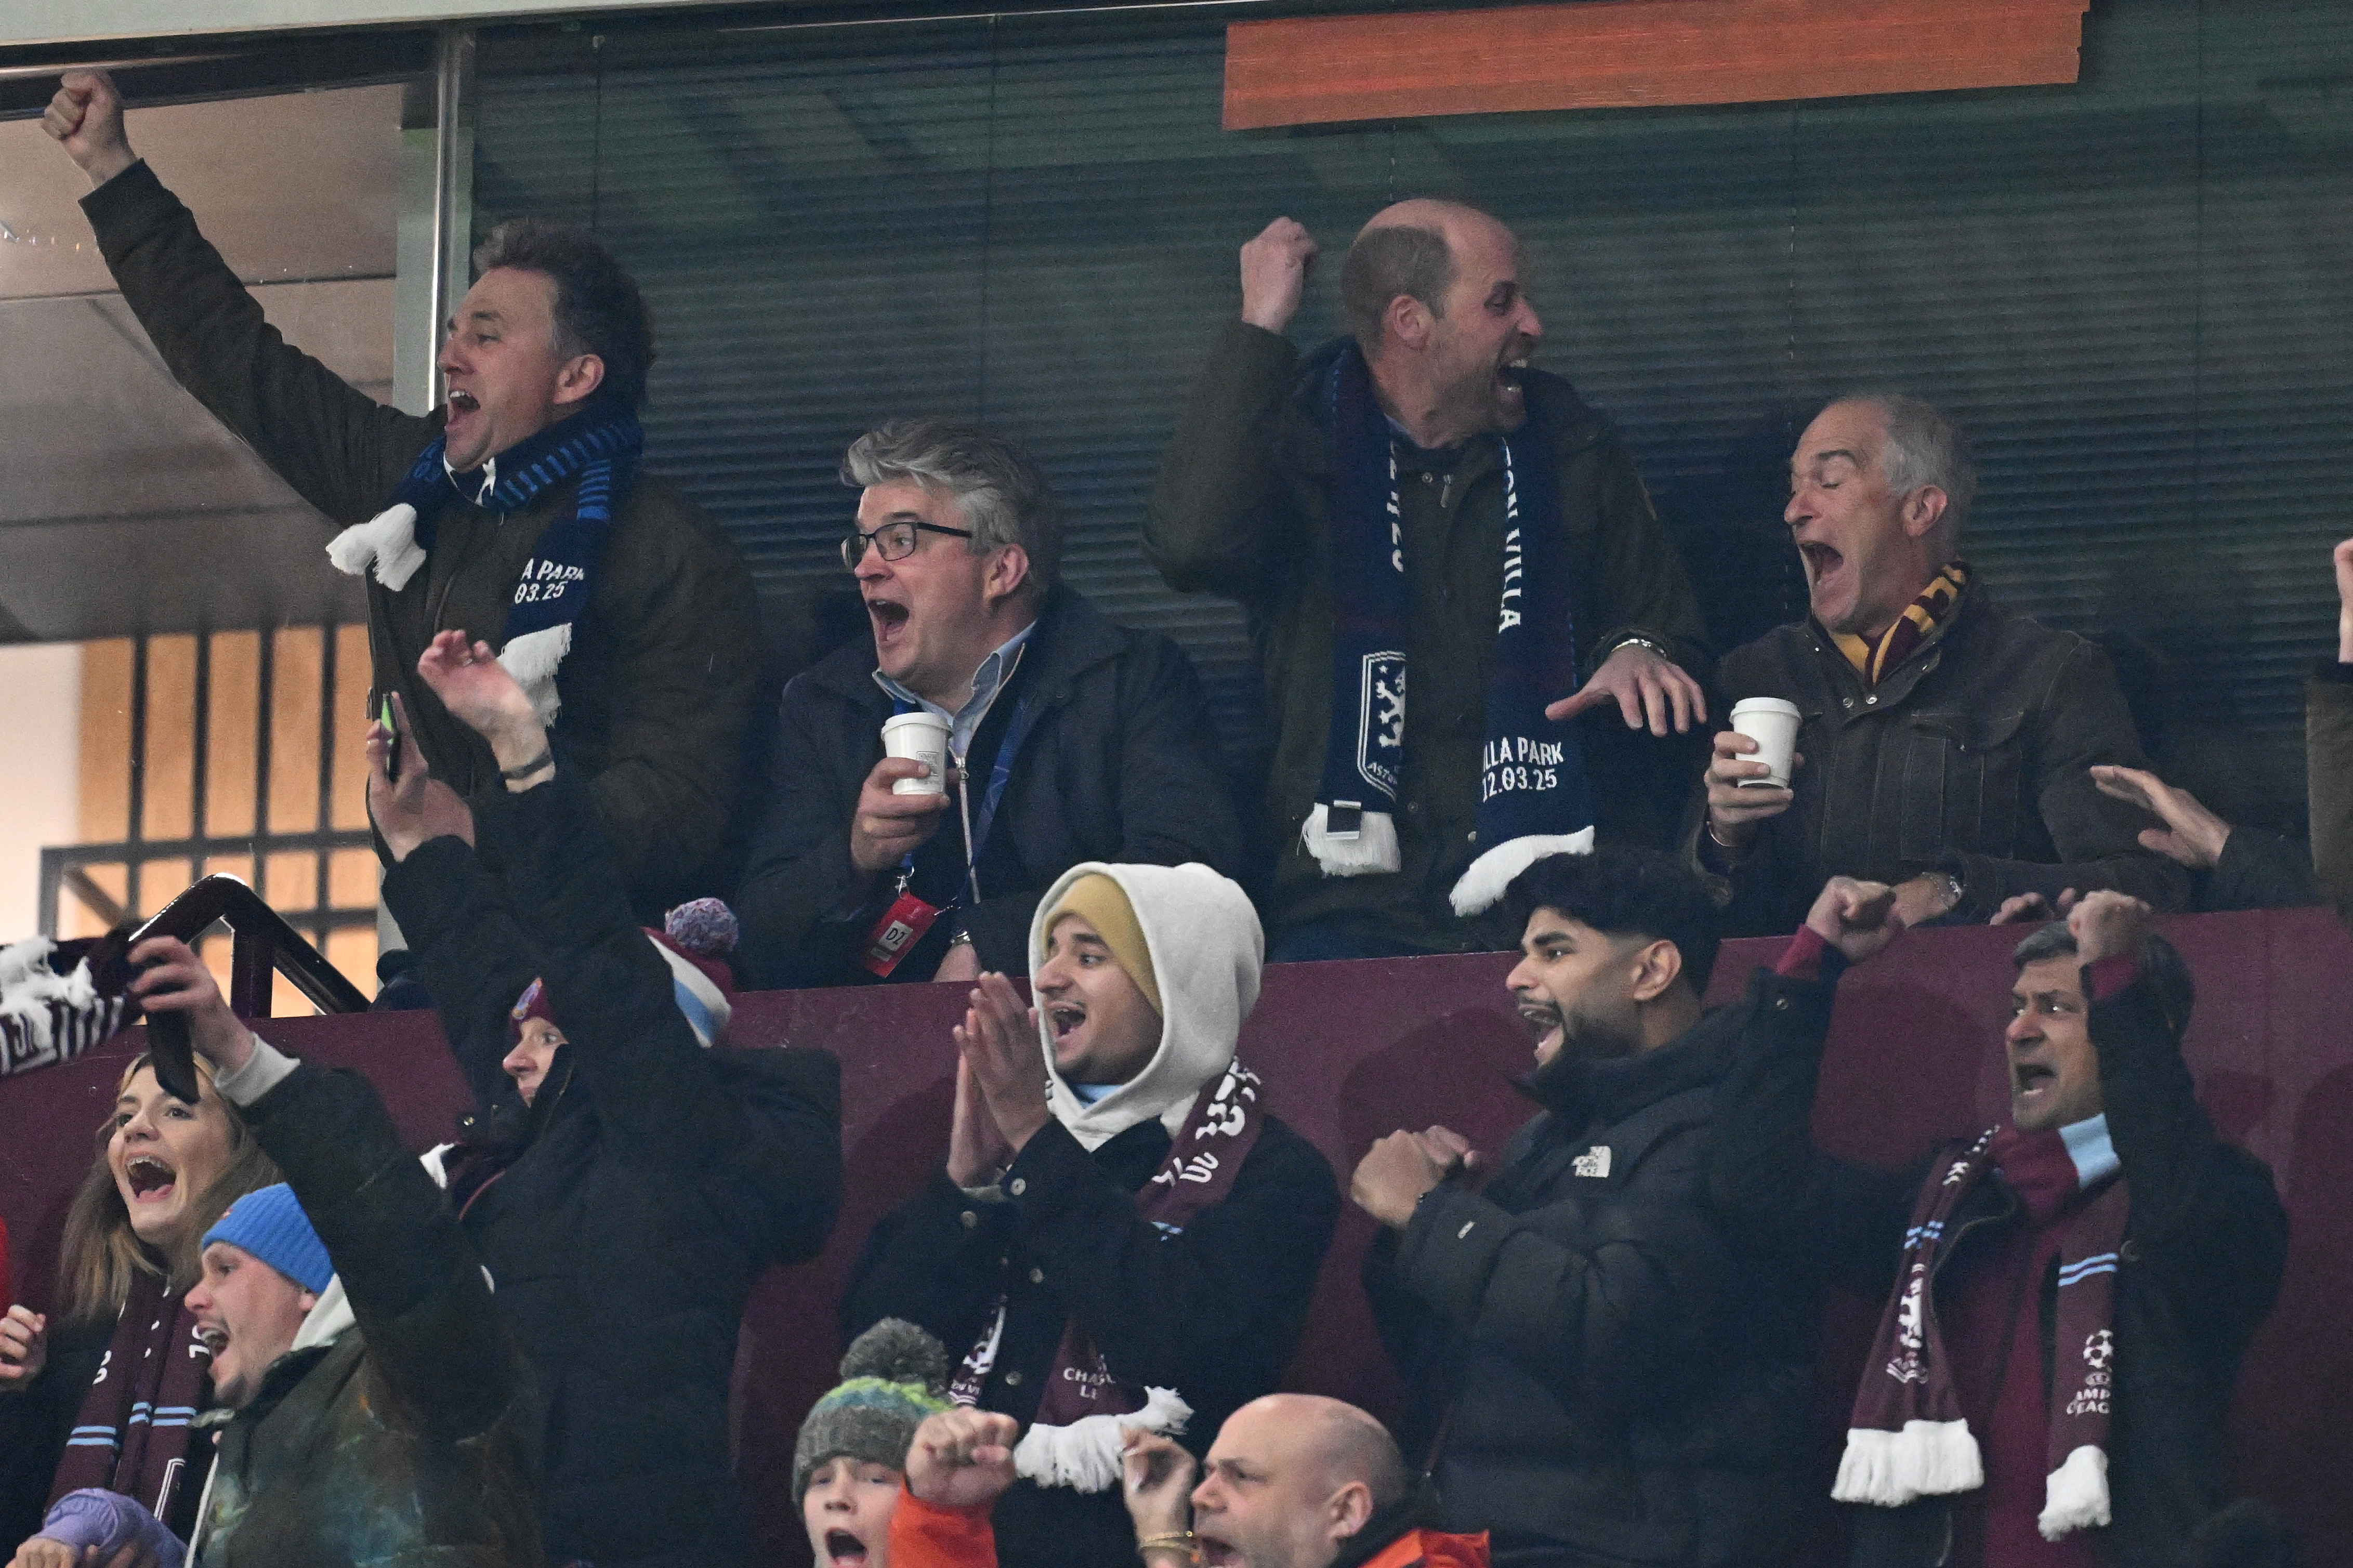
[1710,880,2288,1567]
[45,69,759,917]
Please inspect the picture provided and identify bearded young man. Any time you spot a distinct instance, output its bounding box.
[1352,844,1813,1568]
[44,70,758,915]
[735,420,1240,990]
[1697,395,2184,935]
[844,863,1338,1568]
[1711,884,2288,1567]
[1147,202,1712,960]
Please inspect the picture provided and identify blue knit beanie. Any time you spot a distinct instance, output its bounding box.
[201,1184,332,1294]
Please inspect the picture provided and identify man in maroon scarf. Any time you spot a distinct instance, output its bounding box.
[1710,881,2288,1566]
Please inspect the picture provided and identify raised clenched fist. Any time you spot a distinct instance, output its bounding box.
[1239,217,1318,336]
[43,70,137,187]
[1802,875,1902,965]
[2066,889,2154,967]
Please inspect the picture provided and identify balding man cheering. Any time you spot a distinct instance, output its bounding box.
[1697,395,2187,934]
[884,1395,1486,1568]
[1148,203,1711,960]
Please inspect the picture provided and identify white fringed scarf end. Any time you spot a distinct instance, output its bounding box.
[1448,828,1596,916]
[325,502,427,591]
[1832,1419,1985,1508]
[1011,1387,1191,1494]
[2038,1444,2111,1540]
[1302,803,1401,876]
[497,623,573,728]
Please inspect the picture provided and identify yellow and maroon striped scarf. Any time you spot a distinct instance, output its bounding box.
[1834,561,1970,688]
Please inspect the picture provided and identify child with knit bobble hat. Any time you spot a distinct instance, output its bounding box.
[798,1319,954,1568]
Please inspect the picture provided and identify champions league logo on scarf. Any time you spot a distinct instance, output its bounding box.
[1305,343,1596,911]
[325,405,642,727]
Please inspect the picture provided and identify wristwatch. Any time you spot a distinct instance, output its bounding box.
[944,929,975,950]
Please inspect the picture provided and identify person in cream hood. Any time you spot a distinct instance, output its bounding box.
[845,862,1340,1568]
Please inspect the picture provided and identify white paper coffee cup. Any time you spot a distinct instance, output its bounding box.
[1729,697,1802,790]
[881,711,950,796]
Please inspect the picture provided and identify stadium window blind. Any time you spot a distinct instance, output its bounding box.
[474,0,2353,838]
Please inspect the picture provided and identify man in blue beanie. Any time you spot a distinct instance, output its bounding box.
[188,1187,335,1414]
[119,937,542,1568]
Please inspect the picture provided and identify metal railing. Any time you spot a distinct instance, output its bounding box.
[127,874,371,1019]
[39,833,378,945]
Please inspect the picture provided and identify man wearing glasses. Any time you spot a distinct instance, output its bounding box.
[734,419,1242,989]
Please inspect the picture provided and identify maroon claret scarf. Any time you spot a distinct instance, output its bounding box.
[950,1061,1266,1491]
[49,1271,214,1530]
[1834,1121,2128,1543]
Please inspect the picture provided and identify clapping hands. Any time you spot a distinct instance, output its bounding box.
[945,973,1051,1184]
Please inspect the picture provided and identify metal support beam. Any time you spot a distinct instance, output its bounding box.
[396,25,472,417]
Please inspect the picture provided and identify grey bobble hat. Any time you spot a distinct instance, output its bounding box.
[792,1319,954,1502]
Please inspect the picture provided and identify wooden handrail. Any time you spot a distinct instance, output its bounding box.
[130,874,370,1018]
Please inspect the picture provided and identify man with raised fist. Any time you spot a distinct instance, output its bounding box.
[1146,203,1711,960]
[43,70,759,915]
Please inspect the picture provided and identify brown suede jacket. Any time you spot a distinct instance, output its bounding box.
[1697,584,2189,934]
[81,161,760,915]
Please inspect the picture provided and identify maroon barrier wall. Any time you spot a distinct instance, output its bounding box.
[1,908,2343,1564]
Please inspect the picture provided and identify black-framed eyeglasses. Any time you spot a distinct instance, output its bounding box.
[841,519,973,570]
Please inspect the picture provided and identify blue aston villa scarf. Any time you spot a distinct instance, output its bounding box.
[1306,344,1595,915]
[326,404,641,725]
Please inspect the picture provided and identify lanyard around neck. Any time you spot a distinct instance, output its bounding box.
[895,641,1037,906]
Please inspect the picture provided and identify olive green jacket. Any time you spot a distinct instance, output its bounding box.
[198,1058,540,1568]
[83,162,760,914]
[1146,321,1709,951]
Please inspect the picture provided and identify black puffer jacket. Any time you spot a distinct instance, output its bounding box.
[383,770,843,1568]
[844,1115,1338,1568]
[734,585,1242,987]
[1707,956,2289,1568]
[1365,985,1815,1567]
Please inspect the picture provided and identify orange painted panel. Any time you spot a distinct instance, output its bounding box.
[1224,0,2087,130]
[206,631,261,839]
[325,926,379,1003]
[136,858,192,919]
[77,640,132,846]
[268,628,324,835]
[63,862,128,940]
[328,847,379,910]
[140,637,197,843]
[330,624,373,831]
[265,849,320,913]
